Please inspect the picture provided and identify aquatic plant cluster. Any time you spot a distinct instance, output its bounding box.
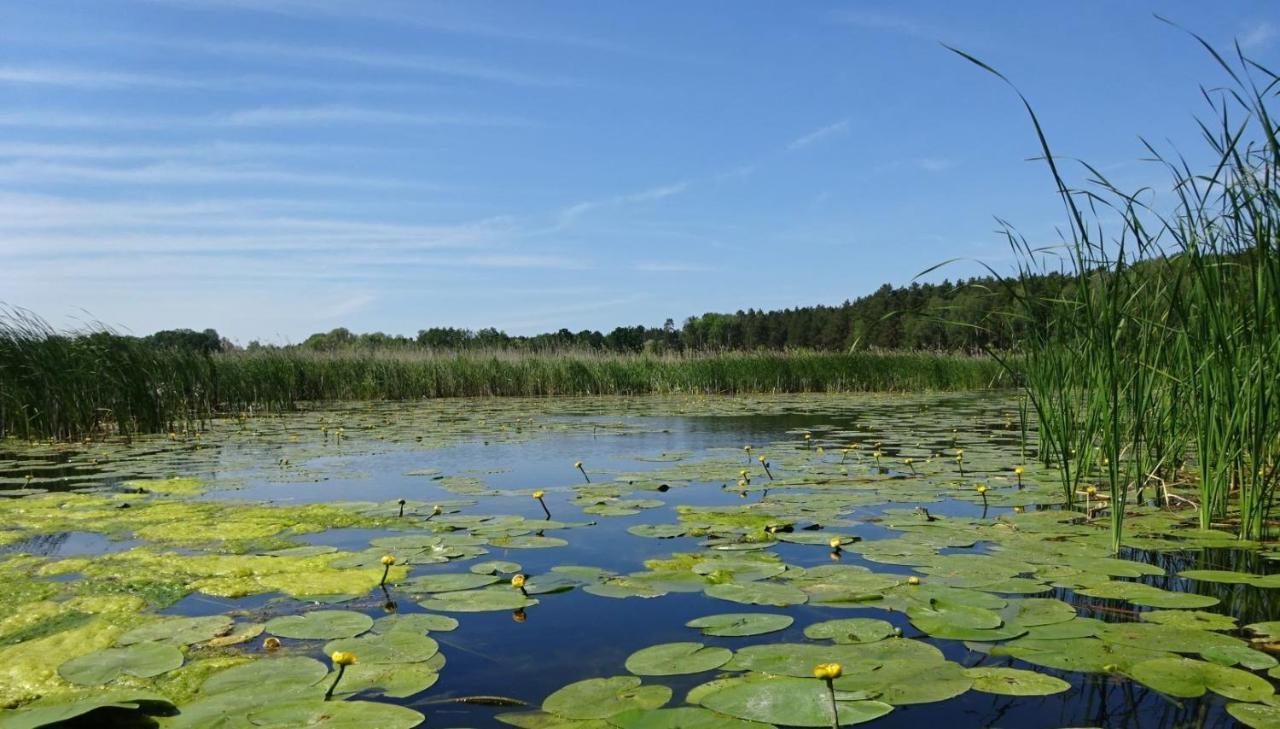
[0,321,1003,441]
[957,40,1280,547]
[1,394,1279,728]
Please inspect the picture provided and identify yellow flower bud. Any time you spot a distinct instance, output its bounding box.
[331,651,357,666]
[1086,485,1098,495]
[828,537,842,549]
[433,504,443,515]
[907,576,921,585]
[758,455,766,463]
[812,662,843,680]
[532,490,545,499]
[976,484,988,494]
[511,574,526,588]
[380,555,396,566]
[1014,466,1024,475]
[573,461,583,469]
[263,637,281,650]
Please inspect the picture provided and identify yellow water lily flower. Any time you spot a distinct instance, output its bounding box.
[907,576,921,585]
[380,555,396,566]
[574,460,583,469]
[1014,466,1025,475]
[975,484,988,494]
[331,651,357,666]
[263,637,281,650]
[812,663,843,680]
[511,574,526,589]
[828,537,842,549]
[532,490,545,499]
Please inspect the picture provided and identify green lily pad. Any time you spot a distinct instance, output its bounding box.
[1202,644,1279,670]
[607,707,773,729]
[323,632,439,664]
[543,676,671,719]
[1077,582,1219,609]
[58,642,184,685]
[1142,610,1238,631]
[371,613,458,634]
[246,699,425,727]
[963,667,1070,695]
[418,587,538,612]
[1127,656,1274,701]
[704,582,808,607]
[264,610,373,640]
[1228,702,1280,729]
[803,618,897,644]
[0,692,175,729]
[322,661,440,699]
[833,658,970,705]
[400,572,499,593]
[625,642,733,676]
[698,676,893,727]
[471,560,522,575]
[200,656,329,696]
[118,615,235,646]
[686,613,794,638]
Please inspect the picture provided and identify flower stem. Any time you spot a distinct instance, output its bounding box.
[825,677,839,729]
[324,664,346,701]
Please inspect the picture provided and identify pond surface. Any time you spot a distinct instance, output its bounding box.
[0,393,1277,728]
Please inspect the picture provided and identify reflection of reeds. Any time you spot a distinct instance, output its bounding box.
[944,32,1279,548]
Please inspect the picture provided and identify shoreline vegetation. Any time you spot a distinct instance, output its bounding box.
[0,323,1006,441]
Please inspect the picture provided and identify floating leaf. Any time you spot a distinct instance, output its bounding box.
[625,642,732,676]
[58,642,184,685]
[118,616,234,647]
[686,613,793,638]
[803,618,896,644]
[417,587,538,612]
[698,676,893,727]
[963,667,1070,695]
[0,692,174,729]
[264,610,373,640]
[372,614,458,634]
[1127,656,1274,701]
[542,676,671,719]
[323,632,439,664]
[246,699,425,728]
[607,707,772,729]
[200,656,329,696]
[1228,703,1280,729]
[705,582,807,607]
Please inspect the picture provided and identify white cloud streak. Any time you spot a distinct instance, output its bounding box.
[788,119,850,150]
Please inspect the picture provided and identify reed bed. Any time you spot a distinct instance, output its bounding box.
[0,322,1005,441]
[955,31,1280,546]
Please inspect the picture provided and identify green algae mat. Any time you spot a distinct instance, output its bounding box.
[0,393,1277,728]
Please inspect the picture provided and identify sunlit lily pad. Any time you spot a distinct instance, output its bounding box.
[200,656,329,696]
[0,692,175,729]
[803,618,897,644]
[264,610,373,640]
[698,676,893,727]
[323,632,439,664]
[118,615,234,646]
[607,706,773,729]
[1228,702,1280,729]
[686,613,794,638]
[372,614,458,634]
[962,667,1070,695]
[417,587,538,612]
[625,642,733,676]
[58,642,184,685]
[399,572,499,593]
[245,699,425,727]
[705,582,807,607]
[1128,656,1274,701]
[542,676,671,719]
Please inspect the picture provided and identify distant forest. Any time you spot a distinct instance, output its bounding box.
[136,271,1066,354]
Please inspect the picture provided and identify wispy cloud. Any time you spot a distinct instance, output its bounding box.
[830,10,948,41]
[916,157,956,173]
[633,261,711,273]
[0,106,527,130]
[1240,22,1277,50]
[0,160,423,188]
[558,181,691,227]
[788,119,850,150]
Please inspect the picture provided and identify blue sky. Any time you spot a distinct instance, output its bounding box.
[1,1,1276,343]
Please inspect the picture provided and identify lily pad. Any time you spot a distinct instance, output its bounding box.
[543,676,672,719]
[685,613,794,638]
[264,610,373,640]
[246,699,425,727]
[625,642,733,676]
[698,676,893,727]
[323,632,439,664]
[118,615,235,646]
[607,707,773,729]
[58,642,184,685]
[200,656,329,696]
[705,582,808,607]
[372,614,459,634]
[1228,703,1280,729]
[0,692,175,729]
[418,587,538,612]
[1127,656,1274,701]
[803,618,897,644]
[963,666,1070,695]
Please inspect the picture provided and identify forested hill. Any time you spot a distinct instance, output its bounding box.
[267,271,1072,353]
